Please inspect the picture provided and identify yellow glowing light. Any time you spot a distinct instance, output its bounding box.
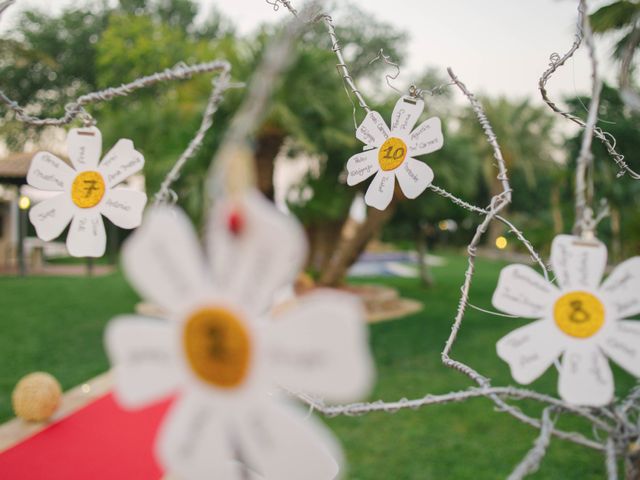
[438,220,448,231]
[495,236,508,249]
[18,195,31,210]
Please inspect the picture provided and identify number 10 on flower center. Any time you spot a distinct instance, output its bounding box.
[378,137,407,171]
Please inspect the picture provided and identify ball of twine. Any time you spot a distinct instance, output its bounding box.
[12,372,62,422]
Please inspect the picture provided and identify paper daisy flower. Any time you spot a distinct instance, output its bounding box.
[105,190,375,480]
[26,126,147,257]
[492,234,640,406]
[345,95,444,210]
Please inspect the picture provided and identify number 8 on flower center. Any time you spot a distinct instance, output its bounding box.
[183,307,252,388]
[553,291,605,338]
[378,137,407,171]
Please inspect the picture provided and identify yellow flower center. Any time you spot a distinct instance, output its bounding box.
[183,307,252,389]
[378,137,408,171]
[71,171,105,208]
[553,291,605,339]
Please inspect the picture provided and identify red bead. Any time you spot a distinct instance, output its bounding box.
[227,210,244,235]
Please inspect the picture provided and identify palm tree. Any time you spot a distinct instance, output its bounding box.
[459,97,559,245]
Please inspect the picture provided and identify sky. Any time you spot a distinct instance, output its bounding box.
[0,0,619,103]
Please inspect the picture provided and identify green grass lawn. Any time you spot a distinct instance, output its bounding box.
[0,252,635,478]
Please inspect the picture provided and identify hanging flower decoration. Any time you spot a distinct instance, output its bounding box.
[26,127,147,257]
[492,234,640,406]
[105,190,375,480]
[345,95,444,210]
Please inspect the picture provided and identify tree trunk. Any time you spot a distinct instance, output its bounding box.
[611,207,622,264]
[416,225,433,287]
[304,220,347,273]
[486,176,505,246]
[551,185,564,234]
[625,441,640,480]
[318,199,397,287]
[255,128,285,201]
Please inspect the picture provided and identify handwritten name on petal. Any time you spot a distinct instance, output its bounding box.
[105,198,132,212]
[356,111,389,146]
[33,169,65,189]
[403,161,419,182]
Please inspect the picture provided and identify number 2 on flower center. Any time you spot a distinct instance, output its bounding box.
[554,291,605,338]
[71,171,105,208]
[183,307,252,388]
[378,137,407,171]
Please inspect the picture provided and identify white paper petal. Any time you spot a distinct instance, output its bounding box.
[600,256,640,319]
[390,95,424,137]
[105,315,181,408]
[100,188,147,229]
[267,290,374,403]
[98,138,145,187]
[364,170,395,211]
[66,210,106,257]
[207,190,307,316]
[600,320,640,378]
[395,158,433,199]
[26,152,75,191]
[558,345,614,406]
[497,319,565,384]
[122,206,211,316]
[346,149,379,186]
[551,234,607,291]
[28,194,74,241]
[67,127,102,171]
[156,392,233,480]
[492,264,558,318]
[236,402,341,480]
[408,117,444,157]
[355,111,390,146]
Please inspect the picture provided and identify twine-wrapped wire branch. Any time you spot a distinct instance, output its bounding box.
[538,1,640,181]
[268,0,640,477]
[0,0,238,205]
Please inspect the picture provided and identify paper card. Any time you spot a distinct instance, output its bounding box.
[496,319,565,384]
[346,149,378,186]
[266,290,374,403]
[157,392,235,480]
[99,138,145,188]
[28,193,74,241]
[26,127,147,257]
[599,320,640,377]
[599,256,640,319]
[355,110,389,147]
[364,170,394,210]
[107,193,375,479]
[558,345,614,406]
[105,316,181,408]
[348,95,444,210]
[395,158,433,199]
[100,189,147,229]
[236,402,341,480]
[550,234,607,291]
[67,126,102,170]
[492,264,557,318]
[66,210,106,257]
[26,152,74,191]
[123,206,211,316]
[206,190,307,316]
[390,95,424,137]
[409,117,444,157]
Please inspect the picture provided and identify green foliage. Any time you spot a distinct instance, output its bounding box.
[564,83,640,254]
[0,257,628,478]
[590,0,640,59]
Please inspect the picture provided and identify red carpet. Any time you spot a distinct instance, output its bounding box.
[0,394,173,479]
